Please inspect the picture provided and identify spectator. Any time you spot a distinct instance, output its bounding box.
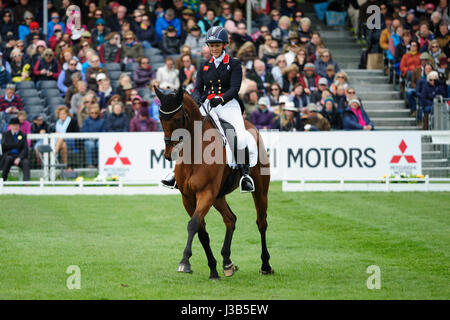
[330,71,349,95]
[250,97,274,130]
[281,63,299,95]
[54,105,79,167]
[231,22,254,51]
[298,17,312,45]
[419,71,446,130]
[30,114,48,163]
[408,62,434,117]
[298,63,320,96]
[161,25,182,55]
[272,101,304,131]
[271,54,287,88]
[305,31,322,63]
[1,10,17,40]
[129,102,157,132]
[416,21,435,53]
[314,48,340,78]
[155,8,182,41]
[57,58,83,94]
[292,83,310,111]
[334,84,348,113]
[33,48,61,84]
[429,39,446,67]
[311,77,329,104]
[85,55,107,91]
[92,18,110,50]
[77,91,98,128]
[108,5,129,33]
[133,56,153,89]
[267,10,281,32]
[185,25,206,59]
[156,57,180,90]
[47,11,65,40]
[342,97,374,131]
[121,31,144,64]
[14,110,31,147]
[135,14,157,49]
[324,64,336,86]
[178,54,196,88]
[10,48,31,83]
[267,83,283,112]
[436,21,449,49]
[243,90,259,118]
[18,12,35,40]
[271,15,291,46]
[320,96,342,130]
[302,103,331,131]
[70,79,88,116]
[106,101,129,132]
[96,74,115,112]
[0,117,30,181]
[198,9,223,35]
[247,59,275,95]
[293,47,308,73]
[82,104,105,167]
[0,84,24,125]
[99,32,122,64]
[400,40,421,80]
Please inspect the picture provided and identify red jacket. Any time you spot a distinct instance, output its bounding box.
[298,74,320,91]
[400,52,421,76]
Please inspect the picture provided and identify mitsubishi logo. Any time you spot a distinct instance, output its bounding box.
[105,142,131,165]
[390,140,416,164]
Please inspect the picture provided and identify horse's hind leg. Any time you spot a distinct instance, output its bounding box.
[251,172,273,275]
[198,222,220,280]
[214,197,238,277]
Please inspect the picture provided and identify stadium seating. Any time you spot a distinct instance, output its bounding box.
[45,96,65,107]
[149,55,165,64]
[40,88,61,99]
[22,96,44,106]
[144,48,162,56]
[108,71,122,81]
[24,105,45,115]
[18,88,40,97]
[103,62,121,72]
[15,81,35,90]
[124,62,139,72]
[37,80,58,90]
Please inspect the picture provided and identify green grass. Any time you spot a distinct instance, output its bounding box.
[0,182,449,300]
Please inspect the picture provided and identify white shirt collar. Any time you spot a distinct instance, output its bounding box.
[213,51,226,68]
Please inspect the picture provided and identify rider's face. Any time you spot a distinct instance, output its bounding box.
[209,43,226,58]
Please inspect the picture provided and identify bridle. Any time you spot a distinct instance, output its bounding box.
[159,102,190,147]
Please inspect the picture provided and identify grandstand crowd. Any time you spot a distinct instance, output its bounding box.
[0,0,449,177]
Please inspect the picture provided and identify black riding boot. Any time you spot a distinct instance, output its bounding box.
[161,172,177,189]
[237,147,255,193]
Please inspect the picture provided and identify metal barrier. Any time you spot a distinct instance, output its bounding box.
[432,95,450,131]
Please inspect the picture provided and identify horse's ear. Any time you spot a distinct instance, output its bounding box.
[176,86,184,103]
[154,85,163,101]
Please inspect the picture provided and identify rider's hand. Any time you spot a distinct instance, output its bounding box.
[210,97,224,108]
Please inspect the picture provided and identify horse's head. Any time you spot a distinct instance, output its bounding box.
[155,86,189,161]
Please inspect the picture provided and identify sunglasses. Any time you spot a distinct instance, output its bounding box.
[44,54,53,57]
[348,91,355,94]
[51,16,59,19]
[271,88,279,91]
[90,112,99,115]
[69,63,77,66]
[133,101,141,105]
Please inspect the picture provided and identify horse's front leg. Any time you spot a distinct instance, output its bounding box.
[178,191,217,278]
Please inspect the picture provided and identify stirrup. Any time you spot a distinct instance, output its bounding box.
[239,174,255,193]
[161,173,177,189]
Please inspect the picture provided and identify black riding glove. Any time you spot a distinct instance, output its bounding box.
[210,97,224,108]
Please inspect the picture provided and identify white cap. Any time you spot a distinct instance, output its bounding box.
[279,95,289,104]
[318,77,328,85]
[96,73,107,81]
[284,101,298,112]
[258,96,269,106]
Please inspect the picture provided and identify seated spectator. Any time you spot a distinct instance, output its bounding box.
[292,83,310,111]
[429,39,446,67]
[243,89,259,118]
[69,78,87,115]
[407,62,434,117]
[0,52,12,89]
[272,101,304,131]
[419,71,446,130]
[106,101,129,132]
[92,18,110,50]
[299,63,320,95]
[298,17,312,45]
[311,77,329,104]
[0,10,17,41]
[77,91,98,128]
[30,114,48,163]
[33,48,61,84]
[436,21,449,49]
[135,14,157,49]
[0,84,24,128]
[18,12,35,41]
[320,97,342,130]
[185,25,206,60]
[250,97,274,130]
[133,56,153,89]
[60,49,82,72]
[293,47,308,73]
[156,57,180,90]
[0,117,30,181]
[281,64,299,95]
[271,16,291,46]
[324,64,336,86]
[416,21,435,53]
[116,74,134,104]
[236,42,257,69]
[272,54,287,88]
[314,48,340,78]
[305,32,322,63]
[82,104,106,167]
[121,31,144,64]
[155,8,182,41]
[47,11,65,40]
[268,83,283,112]
[197,9,223,35]
[96,74,115,112]
[161,25,182,56]
[14,110,31,147]
[99,32,122,64]
[10,48,31,83]
[57,58,84,94]
[334,84,348,113]
[85,55,107,92]
[129,103,157,132]
[54,105,79,167]
[400,40,421,80]
[267,9,280,33]
[330,71,349,95]
[302,103,331,131]
[247,59,275,95]
[342,97,374,131]
[178,54,196,89]
[48,25,63,50]
[231,22,254,52]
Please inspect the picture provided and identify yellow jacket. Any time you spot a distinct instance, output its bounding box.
[379,28,391,51]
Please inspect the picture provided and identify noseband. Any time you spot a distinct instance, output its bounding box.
[159,103,190,147]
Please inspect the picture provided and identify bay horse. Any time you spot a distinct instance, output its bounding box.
[155,86,273,279]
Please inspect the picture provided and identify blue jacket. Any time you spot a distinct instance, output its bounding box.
[419,80,447,107]
[106,112,129,132]
[81,116,106,133]
[155,16,181,41]
[342,106,375,130]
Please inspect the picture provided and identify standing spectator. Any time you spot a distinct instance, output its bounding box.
[33,48,61,84]
[155,8,182,41]
[0,117,30,181]
[82,104,105,167]
[156,57,180,90]
[99,32,122,64]
[133,56,153,89]
[106,101,129,132]
[129,104,157,132]
[342,98,374,131]
[161,25,182,55]
[178,54,196,89]
[250,97,274,130]
[121,31,144,64]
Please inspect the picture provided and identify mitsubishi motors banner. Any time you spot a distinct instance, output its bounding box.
[98,131,422,182]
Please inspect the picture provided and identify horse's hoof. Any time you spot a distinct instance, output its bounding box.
[223,263,238,277]
[209,273,220,281]
[177,263,192,273]
[259,267,274,275]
